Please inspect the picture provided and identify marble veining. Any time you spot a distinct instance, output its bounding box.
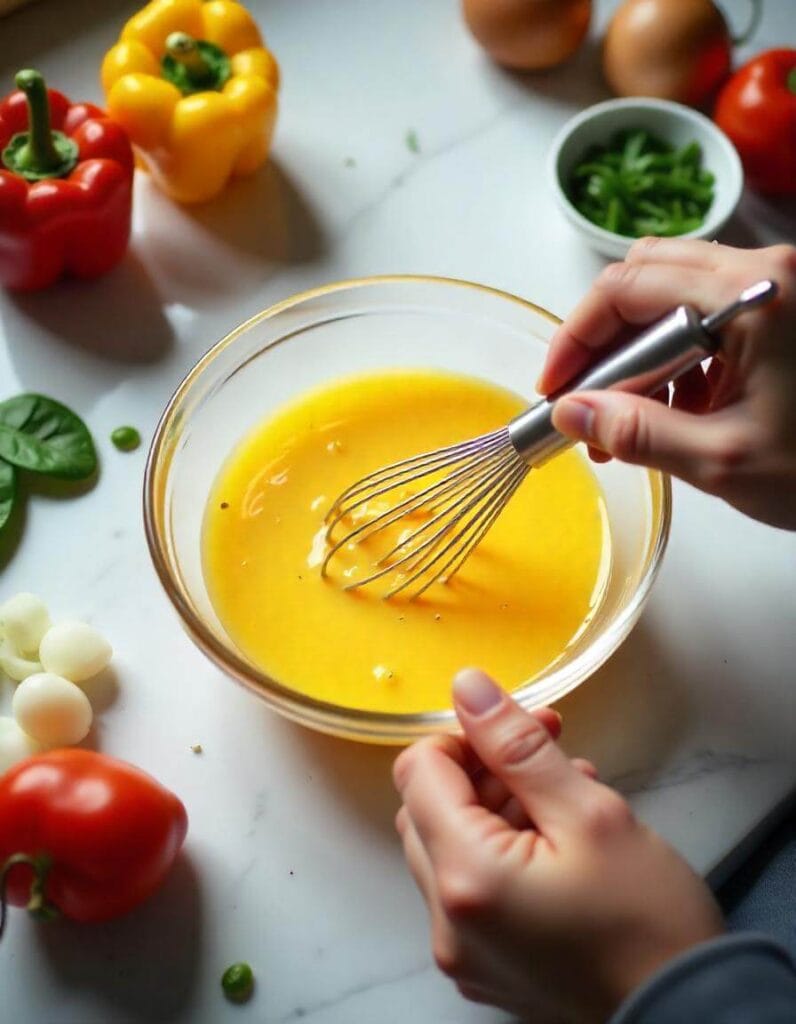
[339,97,527,242]
[276,963,434,1023]
[610,749,775,797]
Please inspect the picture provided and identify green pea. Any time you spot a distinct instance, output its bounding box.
[221,962,254,1003]
[110,426,141,452]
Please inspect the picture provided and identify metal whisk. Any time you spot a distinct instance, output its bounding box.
[321,280,777,600]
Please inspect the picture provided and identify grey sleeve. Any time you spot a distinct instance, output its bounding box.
[609,934,796,1024]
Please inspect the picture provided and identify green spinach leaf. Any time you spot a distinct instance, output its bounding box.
[0,394,97,480]
[0,458,16,533]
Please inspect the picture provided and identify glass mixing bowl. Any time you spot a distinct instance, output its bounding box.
[144,276,671,744]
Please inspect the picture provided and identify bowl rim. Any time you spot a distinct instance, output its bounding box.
[143,274,672,743]
[547,96,744,250]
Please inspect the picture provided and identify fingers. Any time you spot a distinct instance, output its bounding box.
[474,769,532,827]
[398,809,466,980]
[452,669,595,839]
[530,707,563,741]
[584,373,707,464]
[476,753,598,824]
[571,757,598,780]
[396,806,437,903]
[671,364,711,414]
[588,444,611,463]
[393,733,483,863]
[625,236,751,272]
[539,262,737,395]
[394,705,567,858]
[551,390,740,490]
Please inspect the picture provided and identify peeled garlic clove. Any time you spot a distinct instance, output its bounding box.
[39,621,112,683]
[0,638,42,682]
[0,716,40,773]
[0,593,51,656]
[12,673,93,747]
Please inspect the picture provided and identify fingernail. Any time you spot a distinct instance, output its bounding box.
[453,668,503,716]
[552,397,595,440]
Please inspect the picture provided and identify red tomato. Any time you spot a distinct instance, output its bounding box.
[714,49,796,196]
[0,749,188,928]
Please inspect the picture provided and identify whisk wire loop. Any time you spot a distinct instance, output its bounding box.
[320,422,528,599]
[325,427,508,524]
[373,448,520,586]
[376,446,519,564]
[385,458,528,600]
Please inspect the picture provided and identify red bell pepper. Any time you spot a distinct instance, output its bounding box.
[714,49,796,196]
[0,748,188,931]
[0,69,134,291]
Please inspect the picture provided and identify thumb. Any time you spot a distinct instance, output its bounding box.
[552,390,727,488]
[453,669,593,837]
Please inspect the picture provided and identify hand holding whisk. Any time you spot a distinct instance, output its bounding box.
[321,280,778,600]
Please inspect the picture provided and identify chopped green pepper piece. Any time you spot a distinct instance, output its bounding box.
[567,128,715,239]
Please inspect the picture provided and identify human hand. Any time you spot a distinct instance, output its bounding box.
[540,239,796,530]
[393,669,723,1023]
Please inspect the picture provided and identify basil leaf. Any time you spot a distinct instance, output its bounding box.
[0,458,16,533]
[0,394,97,479]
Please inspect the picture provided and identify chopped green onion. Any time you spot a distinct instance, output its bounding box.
[567,129,715,239]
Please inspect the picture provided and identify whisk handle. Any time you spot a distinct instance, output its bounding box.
[508,279,778,465]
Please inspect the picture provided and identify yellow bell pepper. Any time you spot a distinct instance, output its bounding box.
[101,0,279,204]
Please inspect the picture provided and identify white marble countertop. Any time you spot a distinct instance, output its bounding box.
[1,1,795,1021]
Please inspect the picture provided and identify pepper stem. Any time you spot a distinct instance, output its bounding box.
[0,853,58,944]
[161,33,231,95]
[1,69,78,182]
[16,70,59,169]
[787,66,796,97]
[165,33,212,81]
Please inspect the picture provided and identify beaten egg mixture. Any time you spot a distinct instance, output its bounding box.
[202,369,610,713]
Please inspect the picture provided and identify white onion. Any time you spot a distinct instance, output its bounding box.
[39,621,112,683]
[0,716,40,773]
[12,673,93,746]
[0,592,51,656]
[0,639,42,682]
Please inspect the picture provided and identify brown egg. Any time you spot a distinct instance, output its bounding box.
[603,0,732,107]
[462,0,591,71]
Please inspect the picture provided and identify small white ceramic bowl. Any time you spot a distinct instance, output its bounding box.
[549,97,744,260]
